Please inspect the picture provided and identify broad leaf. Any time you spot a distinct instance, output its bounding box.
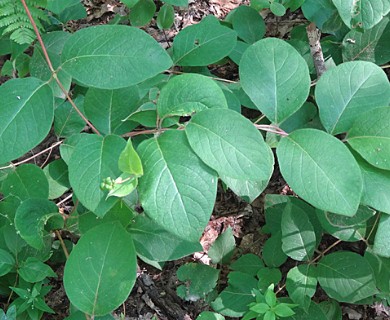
[196,312,225,320]
[44,159,70,200]
[286,301,328,320]
[302,0,338,29]
[208,228,236,264]
[84,86,140,135]
[281,202,317,261]
[157,73,228,118]
[129,0,156,27]
[347,107,390,170]
[163,0,188,6]
[240,38,310,124]
[64,222,137,316]
[317,251,378,303]
[186,108,274,181]
[257,267,282,291]
[2,164,49,200]
[316,61,390,134]
[137,130,217,241]
[68,134,126,216]
[277,129,362,216]
[365,249,390,294]
[61,25,172,89]
[173,16,237,66]
[0,78,54,164]
[317,206,375,242]
[354,151,390,214]
[177,263,219,301]
[230,6,266,44]
[211,272,257,317]
[128,215,202,261]
[18,257,57,283]
[157,3,175,30]
[15,198,62,250]
[118,139,143,176]
[332,0,390,30]
[30,31,72,99]
[286,265,317,311]
[342,16,390,64]
[374,213,390,258]
[230,254,264,276]
[54,95,86,138]
[262,232,288,268]
[0,248,15,276]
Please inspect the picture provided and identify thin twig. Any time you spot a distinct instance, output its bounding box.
[381,64,390,69]
[306,22,326,78]
[55,230,69,259]
[0,141,63,170]
[310,239,342,264]
[20,0,101,136]
[57,193,73,207]
[123,128,170,137]
[365,212,381,243]
[254,124,289,136]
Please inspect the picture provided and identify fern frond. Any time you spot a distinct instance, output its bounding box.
[0,0,48,44]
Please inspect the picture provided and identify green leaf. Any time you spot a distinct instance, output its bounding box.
[265,287,276,307]
[302,0,338,29]
[231,6,265,44]
[176,263,219,301]
[47,0,87,22]
[220,174,269,204]
[262,232,288,268]
[43,159,70,200]
[54,95,86,138]
[0,78,54,164]
[173,16,237,66]
[285,300,328,320]
[365,248,390,294]
[60,133,88,165]
[2,164,49,201]
[208,228,236,264]
[68,134,126,216]
[274,304,296,317]
[18,257,57,283]
[240,38,310,124]
[61,25,172,89]
[186,108,274,181]
[250,302,269,314]
[211,271,257,317]
[137,130,217,241]
[331,0,390,30]
[270,2,287,16]
[316,61,390,134]
[121,0,139,8]
[317,251,378,303]
[230,253,264,276]
[281,202,317,261]
[277,129,363,216]
[118,139,143,176]
[30,31,72,99]
[15,198,62,250]
[264,310,276,320]
[106,174,138,199]
[347,107,390,170]
[286,265,317,311]
[0,248,15,276]
[374,213,390,258]
[84,86,140,135]
[317,206,375,242]
[257,268,282,291]
[157,74,228,118]
[354,151,390,214]
[342,16,390,64]
[196,311,225,320]
[64,222,137,316]
[129,0,156,27]
[228,40,250,65]
[157,3,175,29]
[163,0,188,5]
[128,215,202,261]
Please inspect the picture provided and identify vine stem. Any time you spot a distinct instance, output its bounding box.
[20,0,101,136]
[0,140,63,170]
[55,230,69,259]
[254,124,288,136]
[164,69,238,84]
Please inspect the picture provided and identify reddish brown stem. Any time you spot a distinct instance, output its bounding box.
[20,0,101,136]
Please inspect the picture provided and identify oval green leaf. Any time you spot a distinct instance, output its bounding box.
[281,202,317,261]
[157,3,175,30]
[68,134,126,216]
[84,86,140,135]
[332,0,390,30]
[15,198,61,250]
[0,77,54,164]
[137,130,217,241]
[61,25,172,89]
[129,0,156,27]
[173,16,237,66]
[317,251,378,303]
[374,213,390,258]
[186,108,274,181]
[231,6,266,44]
[316,61,390,134]
[157,73,228,118]
[347,107,390,170]
[277,129,362,216]
[0,248,15,276]
[240,38,310,124]
[2,164,49,201]
[54,95,86,138]
[64,222,137,316]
